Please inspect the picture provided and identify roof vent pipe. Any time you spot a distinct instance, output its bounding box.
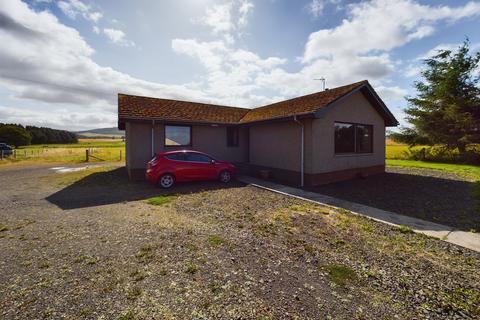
[293,115,305,187]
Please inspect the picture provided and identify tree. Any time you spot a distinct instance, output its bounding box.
[0,125,31,147]
[395,40,480,153]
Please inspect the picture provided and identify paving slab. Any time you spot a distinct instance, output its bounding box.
[238,175,480,252]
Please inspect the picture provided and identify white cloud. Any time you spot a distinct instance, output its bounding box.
[303,0,480,63]
[202,2,234,34]
[57,0,102,23]
[307,0,326,18]
[198,0,254,44]
[238,0,254,27]
[0,0,209,129]
[92,25,99,34]
[376,86,408,103]
[0,105,113,130]
[103,28,134,46]
[172,38,287,106]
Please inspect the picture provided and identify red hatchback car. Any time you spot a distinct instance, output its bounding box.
[146,150,238,188]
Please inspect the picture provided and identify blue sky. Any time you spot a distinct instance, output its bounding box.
[0,0,479,130]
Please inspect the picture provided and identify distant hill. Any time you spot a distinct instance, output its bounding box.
[76,127,124,138]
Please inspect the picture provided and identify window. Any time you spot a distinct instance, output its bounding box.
[165,125,191,146]
[356,124,373,153]
[334,122,373,154]
[227,127,239,147]
[165,153,186,161]
[334,123,355,153]
[185,152,212,163]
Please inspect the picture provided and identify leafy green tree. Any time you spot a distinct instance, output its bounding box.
[395,40,480,154]
[0,125,31,147]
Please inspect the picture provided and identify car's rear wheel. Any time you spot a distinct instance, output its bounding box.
[219,170,231,183]
[158,173,175,188]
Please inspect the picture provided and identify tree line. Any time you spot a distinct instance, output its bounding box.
[0,123,78,147]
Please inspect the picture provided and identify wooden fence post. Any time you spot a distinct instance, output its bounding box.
[86,149,89,162]
[119,150,122,161]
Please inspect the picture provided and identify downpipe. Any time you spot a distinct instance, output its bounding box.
[293,115,304,188]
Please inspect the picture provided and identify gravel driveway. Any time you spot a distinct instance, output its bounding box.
[0,164,479,319]
[309,166,479,232]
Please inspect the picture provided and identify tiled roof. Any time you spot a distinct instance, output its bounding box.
[239,81,367,123]
[118,95,249,124]
[118,80,397,127]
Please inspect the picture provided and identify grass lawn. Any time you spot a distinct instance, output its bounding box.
[0,165,479,319]
[386,159,480,181]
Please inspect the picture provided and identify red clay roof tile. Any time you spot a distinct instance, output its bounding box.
[118,80,395,126]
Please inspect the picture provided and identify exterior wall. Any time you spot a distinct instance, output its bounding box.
[311,91,386,175]
[248,120,312,173]
[125,121,249,180]
[125,122,153,180]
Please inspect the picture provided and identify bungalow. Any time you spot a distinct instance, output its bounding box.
[118,80,398,186]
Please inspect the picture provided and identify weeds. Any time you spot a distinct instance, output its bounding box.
[0,224,9,232]
[146,195,177,206]
[324,264,358,287]
[185,262,198,274]
[395,225,414,234]
[208,235,226,247]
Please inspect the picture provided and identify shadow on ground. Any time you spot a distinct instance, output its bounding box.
[46,167,246,210]
[308,171,479,232]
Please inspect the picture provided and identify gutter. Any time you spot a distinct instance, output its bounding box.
[293,115,305,188]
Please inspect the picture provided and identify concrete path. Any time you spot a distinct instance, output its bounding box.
[238,176,480,253]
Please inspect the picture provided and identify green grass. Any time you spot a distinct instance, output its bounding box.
[323,264,358,287]
[394,225,415,234]
[0,141,124,166]
[386,144,424,159]
[386,159,480,181]
[18,140,125,149]
[207,235,227,247]
[0,224,9,232]
[146,195,177,206]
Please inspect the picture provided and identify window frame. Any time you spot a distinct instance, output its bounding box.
[226,126,239,147]
[334,121,373,155]
[164,124,192,147]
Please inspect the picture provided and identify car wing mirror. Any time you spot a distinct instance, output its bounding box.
[210,159,216,164]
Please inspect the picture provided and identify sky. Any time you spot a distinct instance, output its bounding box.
[0,0,479,131]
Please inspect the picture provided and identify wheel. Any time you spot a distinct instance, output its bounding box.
[219,170,231,183]
[158,173,175,188]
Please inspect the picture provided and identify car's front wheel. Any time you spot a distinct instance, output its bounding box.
[158,173,175,188]
[219,170,232,183]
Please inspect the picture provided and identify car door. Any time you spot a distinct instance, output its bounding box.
[184,152,217,180]
[164,152,191,181]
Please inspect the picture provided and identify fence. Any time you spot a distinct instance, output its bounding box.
[0,147,124,163]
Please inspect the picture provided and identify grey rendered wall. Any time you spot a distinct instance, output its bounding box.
[311,91,386,173]
[125,122,153,171]
[248,120,312,173]
[125,122,249,171]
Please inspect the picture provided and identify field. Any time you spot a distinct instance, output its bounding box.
[0,139,125,166]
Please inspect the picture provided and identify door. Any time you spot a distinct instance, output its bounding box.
[184,152,217,180]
